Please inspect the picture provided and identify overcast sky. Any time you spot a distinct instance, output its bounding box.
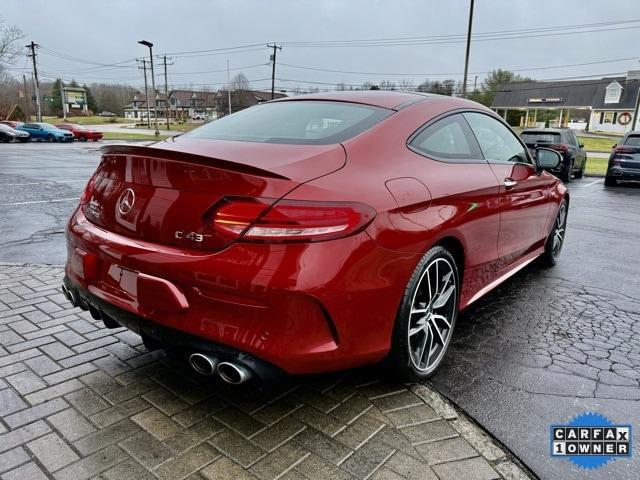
[3,0,640,93]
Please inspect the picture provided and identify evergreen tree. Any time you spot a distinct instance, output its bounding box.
[50,78,64,117]
[475,69,532,107]
[83,84,99,113]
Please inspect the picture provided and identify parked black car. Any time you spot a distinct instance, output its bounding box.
[520,128,587,182]
[605,131,640,186]
[0,123,30,143]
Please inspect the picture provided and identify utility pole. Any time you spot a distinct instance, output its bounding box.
[26,41,42,121]
[227,59,232,115]
[461,0,475,98]
[22,74,30,120]
[267,43,282,100]
[138,59,151,128]
[158,54,173,130]
[138,40,159,137]
[60,82,67,120]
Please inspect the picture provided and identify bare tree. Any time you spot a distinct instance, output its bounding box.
[0,18,25,119]
[397,79,415,91]
[379,80,396,91]
[0,17,24,65]
[230,72,251,91]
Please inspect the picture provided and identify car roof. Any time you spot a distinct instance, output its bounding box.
[273,90,436,110]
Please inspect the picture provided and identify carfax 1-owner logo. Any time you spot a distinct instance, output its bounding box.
[551,412,633,469]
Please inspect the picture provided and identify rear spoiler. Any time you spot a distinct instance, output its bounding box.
[99,144,289,180]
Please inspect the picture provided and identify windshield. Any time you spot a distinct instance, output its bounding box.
[185,101,392,145]
[521,132,561,144]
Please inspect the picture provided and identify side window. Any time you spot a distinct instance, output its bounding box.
[463,112,531,164]
[568,132,579,147]
[408,114,481,161]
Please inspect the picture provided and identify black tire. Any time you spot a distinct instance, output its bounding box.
[574,159,585,179]
[389,245,459,381]
[47,134,55,143]
[560,160,573,183]
[80,136,87,142]
[542,198,568,267]
[604,176,618,187]
[0,135,9,143]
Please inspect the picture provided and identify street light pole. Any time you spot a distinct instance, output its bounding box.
[139,40,159,137]
[461,0,475,98]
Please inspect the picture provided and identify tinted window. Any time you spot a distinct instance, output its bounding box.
[565,132,578,147]
[623,135,640,147]
[185,101,391,145]
[465,113,529,163]
[409,114,481,161]
[521,132,561,144]
[24,124,39,129]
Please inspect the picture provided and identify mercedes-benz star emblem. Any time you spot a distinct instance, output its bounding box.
[118,188,136,215]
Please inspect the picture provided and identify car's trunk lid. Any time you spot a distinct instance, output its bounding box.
[82,139,345,251]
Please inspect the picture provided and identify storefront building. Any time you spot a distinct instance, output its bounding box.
[491,71,640,134]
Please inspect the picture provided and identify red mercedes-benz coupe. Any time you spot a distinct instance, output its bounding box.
[63,91,567,384]
[57,123,104,141]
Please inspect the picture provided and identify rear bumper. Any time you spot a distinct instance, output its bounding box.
[65,207,419,374]
[608,167,640,180]
[62,276,286,382]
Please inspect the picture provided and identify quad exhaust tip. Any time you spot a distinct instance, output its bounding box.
[188,353,219,376]
[217,361,252,385]
[62,285,79,308]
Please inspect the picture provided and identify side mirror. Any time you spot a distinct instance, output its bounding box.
[612,144,617,149]
[535,147,562,170]
[579,143,584,148]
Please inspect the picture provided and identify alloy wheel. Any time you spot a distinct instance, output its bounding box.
[552,202,567,258]
[407,257,457,373]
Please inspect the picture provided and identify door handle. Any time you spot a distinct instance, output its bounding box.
[504,178,518,189]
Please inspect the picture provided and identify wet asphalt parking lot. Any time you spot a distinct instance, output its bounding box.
[0,141,639,479]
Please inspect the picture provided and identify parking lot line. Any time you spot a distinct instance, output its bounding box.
[578,178,603,187]
[0,197,78,207]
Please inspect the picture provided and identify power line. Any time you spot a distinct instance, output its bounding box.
[278,56,640,77]
[281,19,640,47]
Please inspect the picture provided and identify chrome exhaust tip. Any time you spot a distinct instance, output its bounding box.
[189,353,219,376]
[67,287,79,308]
[61,285,71,302]
[217,361,253,385]
[87,303,102,321]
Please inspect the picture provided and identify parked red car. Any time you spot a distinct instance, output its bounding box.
[63,91,567,385]
[57,123,103,141]
[0,120,24,129]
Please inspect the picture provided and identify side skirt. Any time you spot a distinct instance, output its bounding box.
[461,247,544,309]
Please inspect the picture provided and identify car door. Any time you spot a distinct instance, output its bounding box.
[463,112,552,267]
[567,131,586,169]
[405,113,503,289]
[24,124,42,139]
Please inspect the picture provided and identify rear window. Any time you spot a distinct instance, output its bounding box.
[185,101,391,145]
[623,135,640,147]
[521,132,561,144]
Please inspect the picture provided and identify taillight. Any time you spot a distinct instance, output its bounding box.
[79,175,96,205]
[209,197,376,243]
[549,144,568,152]
[614,146,635,155]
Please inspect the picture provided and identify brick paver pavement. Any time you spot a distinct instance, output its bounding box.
[0,264,532,480]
